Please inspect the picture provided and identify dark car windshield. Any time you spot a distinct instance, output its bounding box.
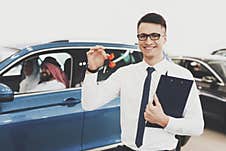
[0,47,19,62]
[207,60,226,83]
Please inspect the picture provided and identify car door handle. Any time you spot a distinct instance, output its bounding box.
[62,97,81,107]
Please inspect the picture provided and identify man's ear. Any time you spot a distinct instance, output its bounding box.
[163,34,167,43]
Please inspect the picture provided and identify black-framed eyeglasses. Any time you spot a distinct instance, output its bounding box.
[137,33,162,41]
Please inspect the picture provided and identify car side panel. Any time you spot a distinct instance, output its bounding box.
[0,90,83,151]
[82,98,121,150]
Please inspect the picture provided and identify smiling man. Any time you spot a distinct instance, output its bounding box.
[137,20,166,66]
[82,13,204,151]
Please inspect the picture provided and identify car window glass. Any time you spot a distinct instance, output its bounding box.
[39,53,70,71]
[0,57,39,92]
[172,59,185,67]
[97,49,142,81]
[0,52,72,94]
[69,49,142,87]
[3,64,22,76]
[215,51,226,57]
[32,53,71,92]
[186,60,213,79]
[208,60,226,82]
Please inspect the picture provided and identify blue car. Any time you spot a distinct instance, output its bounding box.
[0,40,142,151]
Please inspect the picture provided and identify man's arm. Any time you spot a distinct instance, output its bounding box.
[145,82,204,136]
[163,82,204,135]
[82,46,121,111]
[82,70,121,111]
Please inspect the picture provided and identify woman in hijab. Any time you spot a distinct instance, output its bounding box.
[19,58,40,93]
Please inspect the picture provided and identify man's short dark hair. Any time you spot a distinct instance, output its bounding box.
[137,13,167,32]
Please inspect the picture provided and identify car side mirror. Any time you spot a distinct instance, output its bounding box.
[202,76,217,84]
[0,83,14,102]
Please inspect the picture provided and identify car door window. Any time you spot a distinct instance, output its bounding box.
[1,62,23,91]
[3,64,22,76]
[185,60,214,79]
[0,52,72,94]
[207,60,226,83]
[214,50,226,57]
[172,58,185,67]
[97,49,142,81]
[69,49,142,87]
[34,53,71,91]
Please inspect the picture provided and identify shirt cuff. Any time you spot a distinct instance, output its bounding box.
[84,72,98,82]
[164,116,177,134]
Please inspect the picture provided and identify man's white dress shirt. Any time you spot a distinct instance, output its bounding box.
[82,59,204,151]
[30,79,65,92]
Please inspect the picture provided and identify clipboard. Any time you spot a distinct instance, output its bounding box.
[146,73,193,128]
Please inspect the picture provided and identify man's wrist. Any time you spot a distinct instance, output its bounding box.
[159,115,169,128]
[86,64,99,73]
[87,67,99,73]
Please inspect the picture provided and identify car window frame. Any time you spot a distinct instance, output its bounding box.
[172,57,224,86]
[0,49,74,95]
[0,46,141,96]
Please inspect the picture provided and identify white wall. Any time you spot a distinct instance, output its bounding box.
[0,0,226,56]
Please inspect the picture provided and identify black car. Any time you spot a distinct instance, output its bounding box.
[211,48,226,57]
[172,55,226,132]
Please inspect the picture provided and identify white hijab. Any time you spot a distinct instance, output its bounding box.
[19,59,40,93]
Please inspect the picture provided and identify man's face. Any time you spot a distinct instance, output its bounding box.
[40,66,53,82]
[137,23,167,61]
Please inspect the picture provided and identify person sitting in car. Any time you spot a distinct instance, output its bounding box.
[19,58,40,93]
[30,57,69,92]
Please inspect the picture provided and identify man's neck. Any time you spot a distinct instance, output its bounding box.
[143,54,164,66]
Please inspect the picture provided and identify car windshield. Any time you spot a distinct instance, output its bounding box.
[207,60,226,83]
[0,47,19,62]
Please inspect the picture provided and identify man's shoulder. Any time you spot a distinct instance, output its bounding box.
[117,62,143,73]
[167,61,194,80]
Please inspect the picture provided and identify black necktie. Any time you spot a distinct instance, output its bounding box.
[135,67,155,148]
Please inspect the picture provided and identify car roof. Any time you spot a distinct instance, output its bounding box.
[0,40,139,71]
[4,40,138,50]
[22,40,138,52]
[171,54,226,62]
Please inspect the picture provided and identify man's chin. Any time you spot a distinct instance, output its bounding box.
[40,76,53,83]
[143,51,155,58]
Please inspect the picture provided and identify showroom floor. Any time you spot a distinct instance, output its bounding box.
[182,128,226,151]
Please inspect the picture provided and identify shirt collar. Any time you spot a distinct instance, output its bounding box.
[140,58,169,75]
